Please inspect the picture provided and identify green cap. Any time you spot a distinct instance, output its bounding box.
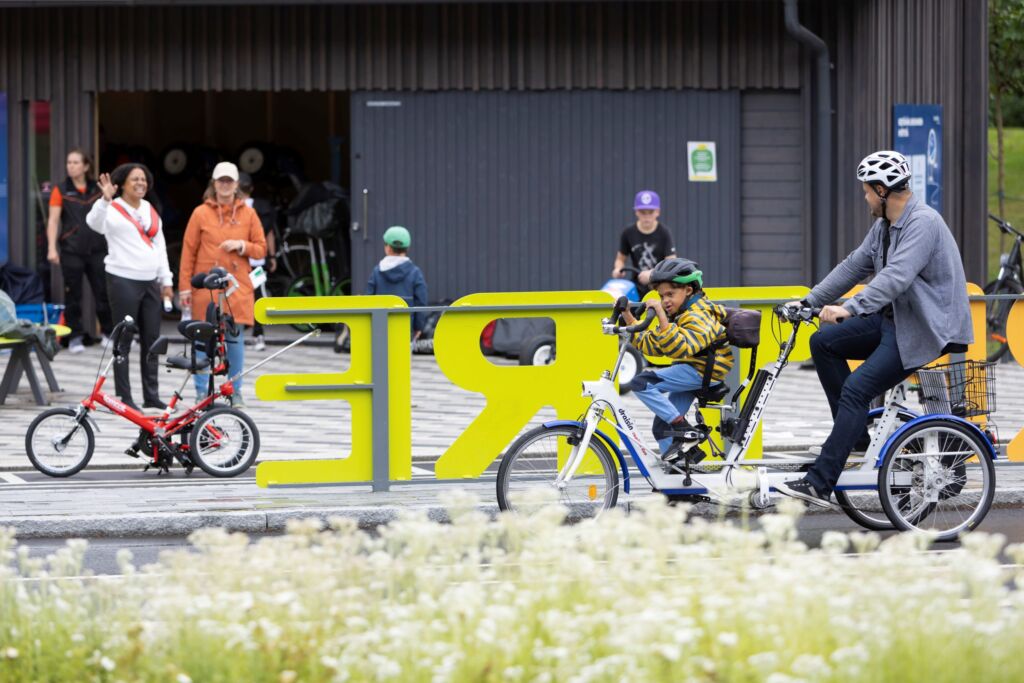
[383,226,411,248]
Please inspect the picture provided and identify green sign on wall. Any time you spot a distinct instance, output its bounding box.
[687,141,717,182]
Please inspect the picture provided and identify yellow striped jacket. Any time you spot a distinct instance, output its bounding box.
[634,295,735,381]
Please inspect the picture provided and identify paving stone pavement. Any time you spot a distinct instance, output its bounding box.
[3,320,1024,469]
[3,322,1024,538]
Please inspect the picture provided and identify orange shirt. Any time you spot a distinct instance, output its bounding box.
[49,184,89,208]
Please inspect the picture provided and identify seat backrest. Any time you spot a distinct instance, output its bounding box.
[182,320,216,342]
[722,307,761,349]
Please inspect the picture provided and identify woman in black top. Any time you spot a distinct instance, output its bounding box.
[45,148,113,353]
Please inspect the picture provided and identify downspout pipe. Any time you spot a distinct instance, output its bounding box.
[783,0,833,282]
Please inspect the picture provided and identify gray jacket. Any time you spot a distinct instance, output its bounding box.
[805,194,972,370]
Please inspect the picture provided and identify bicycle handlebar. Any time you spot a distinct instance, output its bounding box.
[773,303,822,324]
[613,306,657,334]
[989,213,1024,239]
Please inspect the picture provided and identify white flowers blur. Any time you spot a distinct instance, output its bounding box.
[0,495,1023,682]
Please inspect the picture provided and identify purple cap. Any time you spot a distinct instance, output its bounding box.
[634,190,660,210]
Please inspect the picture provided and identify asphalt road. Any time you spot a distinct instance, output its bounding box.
[14,508,1024,576]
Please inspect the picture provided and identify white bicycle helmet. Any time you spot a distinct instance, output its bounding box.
[857,150,911,190]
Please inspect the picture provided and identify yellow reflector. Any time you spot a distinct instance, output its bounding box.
[588,484,598,500]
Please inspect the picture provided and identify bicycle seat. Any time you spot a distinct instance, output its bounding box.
[166,354,211,371]
[179,320,216,342]
[695,382,730,404]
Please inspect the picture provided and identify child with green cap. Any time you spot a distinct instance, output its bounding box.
[367,226,428,338]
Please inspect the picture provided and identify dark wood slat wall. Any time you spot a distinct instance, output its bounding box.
[0,0,989,283]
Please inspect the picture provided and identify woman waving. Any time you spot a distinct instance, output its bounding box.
[86,163,174,412]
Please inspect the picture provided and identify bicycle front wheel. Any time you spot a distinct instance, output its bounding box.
[25,407,95,477]
[834,410,915,532]
[983,279,1022,362]
[496,424,620,517]
[188,407,260,477]
[878,419,994,542]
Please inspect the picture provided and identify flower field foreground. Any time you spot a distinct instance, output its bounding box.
[2,494,1024,683]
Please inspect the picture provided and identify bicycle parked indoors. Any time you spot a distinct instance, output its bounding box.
[25,271,318,479]
[985,213,1024,362]
[495,299,999,542]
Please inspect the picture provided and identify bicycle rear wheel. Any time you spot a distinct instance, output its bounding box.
[188,407,260,477]
[496,424,619,517]
[25,407,95,477]
[983,279,1022,362]
[878,419,994,542]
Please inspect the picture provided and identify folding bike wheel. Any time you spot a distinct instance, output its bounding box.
[188,407,261,477]
[496,424,620,517]
[877,419,995,542]
[25,407,95,477]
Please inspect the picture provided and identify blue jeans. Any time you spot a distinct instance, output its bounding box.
[625,363,705,454]
[194,324,246,398]
[806,314,914,495]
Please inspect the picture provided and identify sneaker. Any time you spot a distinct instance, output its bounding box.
[143,400,174,414]
[229,394,246,408]
[253,335,266,352]
[69,338,85,354]
[776,478,831,508]
[100,335,112,350]
[117,396,141,413]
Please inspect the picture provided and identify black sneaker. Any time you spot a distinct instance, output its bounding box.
[776,478,831,508]
[117,396,141,413]
[143,400,174,414]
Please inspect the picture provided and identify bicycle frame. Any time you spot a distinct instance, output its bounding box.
[558,310,917,505]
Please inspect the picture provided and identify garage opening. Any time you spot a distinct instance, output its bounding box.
[97,91,352,297]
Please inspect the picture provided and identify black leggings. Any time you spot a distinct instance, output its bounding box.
[106,273,162,405]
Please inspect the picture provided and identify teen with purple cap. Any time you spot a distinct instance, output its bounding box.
[612,190,676,295]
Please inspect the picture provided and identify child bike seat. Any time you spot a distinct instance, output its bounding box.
[178,320,216,342]
[165,354,211,371]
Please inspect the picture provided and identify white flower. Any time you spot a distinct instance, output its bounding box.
[3,647,18,659]
[176,674,193,683]
[100,655,116,671]
[717,631,739,647]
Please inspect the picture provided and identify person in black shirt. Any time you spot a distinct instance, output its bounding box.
[612,190,676,295]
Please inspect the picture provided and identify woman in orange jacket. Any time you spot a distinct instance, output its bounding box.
[178,161,267,406]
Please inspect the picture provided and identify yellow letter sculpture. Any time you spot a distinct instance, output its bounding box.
[253,295,413,486]
[433,292,618,479]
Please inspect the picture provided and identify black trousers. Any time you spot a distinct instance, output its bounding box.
[61,251,113,342]
[106,273,162,405]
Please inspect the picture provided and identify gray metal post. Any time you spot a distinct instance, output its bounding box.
[371,310,391,492]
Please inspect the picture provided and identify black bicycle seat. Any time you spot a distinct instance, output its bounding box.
[696,382,730,404]
[180,320,216,342]
[166,354,211,371]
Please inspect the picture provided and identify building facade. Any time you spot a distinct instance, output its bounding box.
[0,0,988,301]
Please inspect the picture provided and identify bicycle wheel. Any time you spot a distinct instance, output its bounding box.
[983,279,1022,362]
[834,410,915,531]
[25,408,95,477]
[496,424,619,517]
[285,275,318,332]
[188,407,260,477]
[877,419,994,542]
[330,278,351,296]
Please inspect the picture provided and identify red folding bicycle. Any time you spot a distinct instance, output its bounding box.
[24,268,316,478]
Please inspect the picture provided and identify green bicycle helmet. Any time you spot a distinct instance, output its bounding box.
[649,258,703,288]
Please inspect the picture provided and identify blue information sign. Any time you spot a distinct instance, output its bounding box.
[0,92,8,265]
[893,104,942,215]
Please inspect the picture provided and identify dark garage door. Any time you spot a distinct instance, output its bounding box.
[350,90,741,301]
